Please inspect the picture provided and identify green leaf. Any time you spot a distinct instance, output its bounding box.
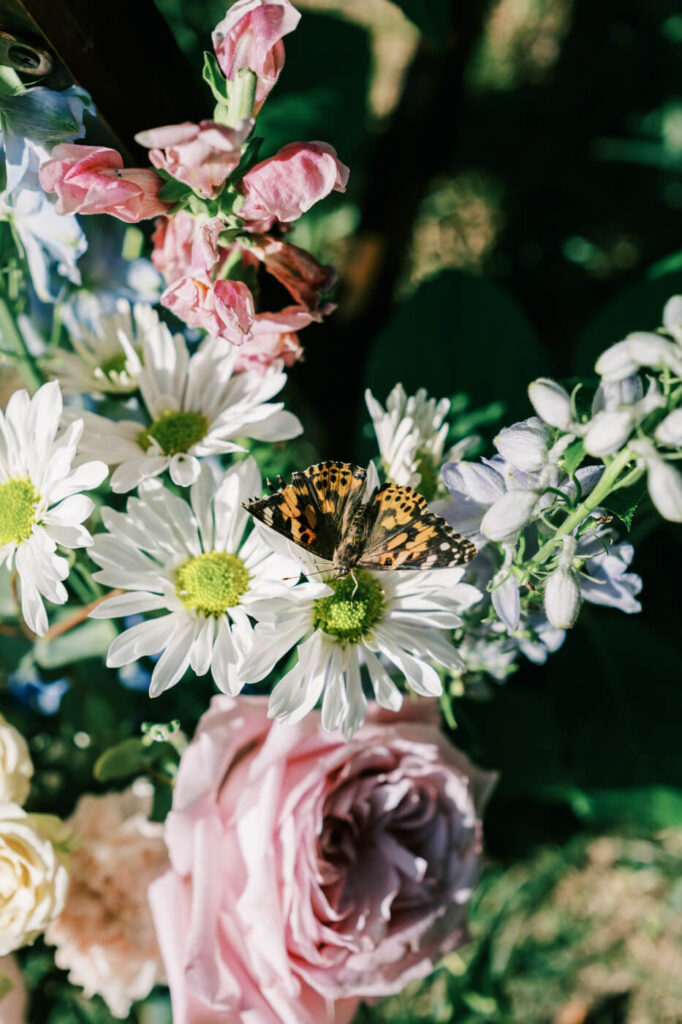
[93,737,147,782]
[202,51,228,104]
[363,270,549,449]
[562,438,586,479]
[389,0,452,47]
[602,481,647,530]
[158,176,195,204]
[544,784,682,831]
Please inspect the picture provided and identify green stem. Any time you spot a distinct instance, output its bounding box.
[0,295,44,390]
[520,446,635,581]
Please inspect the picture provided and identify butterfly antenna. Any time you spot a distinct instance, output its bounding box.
[350,570,359,605]
[281,566,332,581]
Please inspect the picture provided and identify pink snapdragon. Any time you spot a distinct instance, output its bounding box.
[212,0,301,114]
[151,211,196,284]
[149,696,494,1024]
[238,141,349,223]
[39,144,169,223]
[135,119,253,199]
[234,320,303,373]
[161,271,255,345]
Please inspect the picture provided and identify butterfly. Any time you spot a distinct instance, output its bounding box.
[243,460,476,576]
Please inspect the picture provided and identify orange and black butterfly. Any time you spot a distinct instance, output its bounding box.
[243,460,476,577]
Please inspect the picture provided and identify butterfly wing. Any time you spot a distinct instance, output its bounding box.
[244,461,368,561]
[356,483,477,570]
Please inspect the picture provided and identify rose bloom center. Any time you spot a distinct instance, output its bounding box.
[312,571,385,644]
[175,551,250,616]
[0,478,40,546]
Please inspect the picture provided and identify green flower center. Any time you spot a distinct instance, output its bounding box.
[0,477,40,546]
[99,351,129,377]
[414,456,439,502]
[175,551,250,616]
[312,571,385,645]
[138,410,209,456]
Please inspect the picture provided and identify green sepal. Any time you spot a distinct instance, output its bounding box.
[202,51,229,105]
[0,971,14,1002]
[229,136,264,184]
[158,174,195,205]
[561,437,585,479]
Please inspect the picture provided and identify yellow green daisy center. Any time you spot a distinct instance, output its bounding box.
[138,410,209,456]
[175,551,250,616]
[0,477,40,546]
[312,571,385,645]
[99,351,129,377]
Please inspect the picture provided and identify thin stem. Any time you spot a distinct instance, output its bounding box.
[520,447,635,581]
[40,589,124,643]
[0,295,43,391]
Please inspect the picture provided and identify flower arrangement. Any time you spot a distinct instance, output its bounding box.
[0,1,680,1021]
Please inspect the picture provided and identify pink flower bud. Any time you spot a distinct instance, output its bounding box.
[161,272,255,346]
[233,322,303,373]
[238,141,349,224]
[212,0,301,114]
[39,144,170,223]
[135,119,253,199]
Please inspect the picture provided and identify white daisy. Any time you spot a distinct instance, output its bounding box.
[365,383,472,498]
[0,381,107,635]
[241,538,482,738]
[88,458,301,698]
[47,297,157,395]
[73,332,303,492]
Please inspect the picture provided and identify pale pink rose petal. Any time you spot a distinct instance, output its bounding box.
[238,142,349,223]
[212,0,301,114]
[0,955,26,1024]
[39,143,169,223]
[153,695,495,1021]
[135,119,253,199]
[152,211,196,284]
[161,272,255,345]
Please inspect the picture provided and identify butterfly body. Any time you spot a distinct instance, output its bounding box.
[244,460,476,575]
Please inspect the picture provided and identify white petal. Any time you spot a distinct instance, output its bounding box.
[149,617,196,697]
[169,453,201,488]
[106,614,179,668]
[89,591,168,618]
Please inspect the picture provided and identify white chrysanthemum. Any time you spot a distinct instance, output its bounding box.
[74,331,303,492]
[89,458,301,697]
[0,381,107,635]
[241,538,482,739]
[365,384,466,496]
[47,297,158,395]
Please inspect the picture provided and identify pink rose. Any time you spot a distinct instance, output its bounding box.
[212,0,301,114]
[149,696,495,1024]
[249,234,336,312]
[238,141,349,223]
[39,144,170,223]
[161,271,255,345]
[135,120,253,199]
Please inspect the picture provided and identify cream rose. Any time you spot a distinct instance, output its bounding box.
[0,805,69,956]
[45,780,168,1019]
[0,717,33,806]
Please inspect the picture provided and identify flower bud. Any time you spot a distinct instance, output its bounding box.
[591,375,643,414]
[491,572,520,631]
[663,295,682,341]
[480,488,538,541]
[583,410,633,457]
[646,456,682,522]
[528,378,573,429]
[595,340,638,381]
[495,417,551,472]
[655,409,682,447]
[544,569,581,629]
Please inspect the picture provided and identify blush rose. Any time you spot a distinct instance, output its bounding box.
[149,696,495,1024]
